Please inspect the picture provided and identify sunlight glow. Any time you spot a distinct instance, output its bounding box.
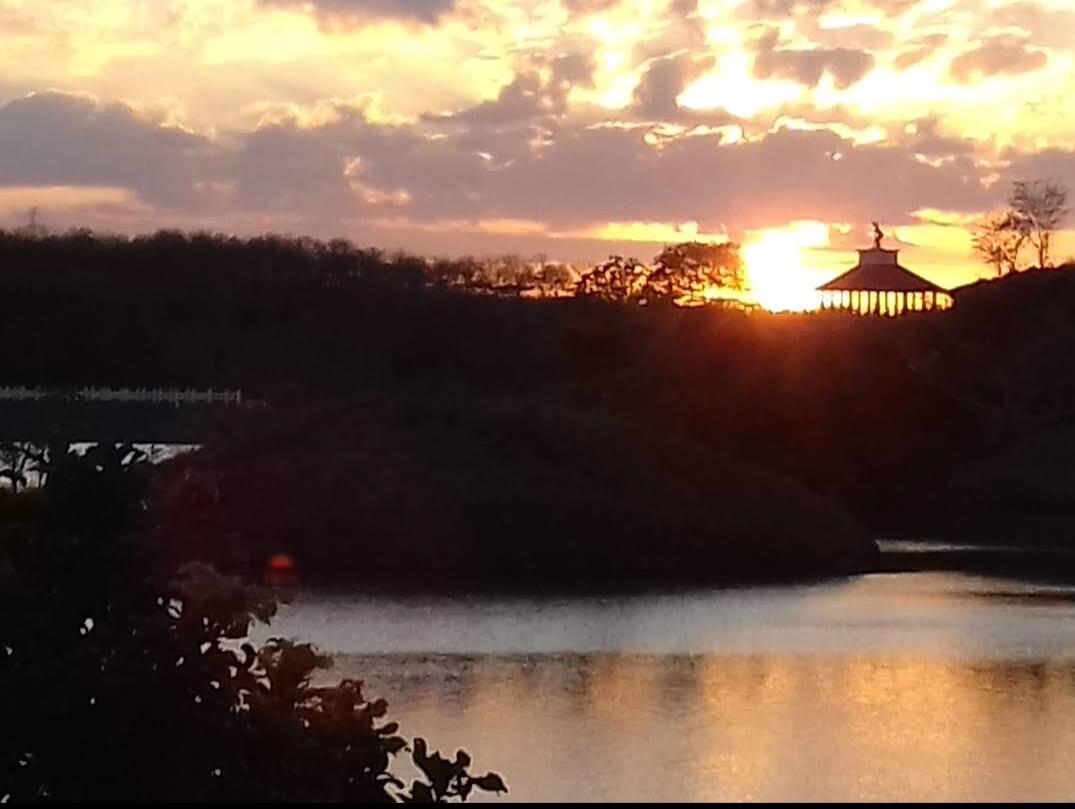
[742,223,829,312]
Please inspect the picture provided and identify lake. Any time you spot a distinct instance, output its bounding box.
[262,572,1075,801]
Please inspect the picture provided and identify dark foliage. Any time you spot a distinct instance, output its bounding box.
[2,230,1075,551]
[576,255,651,302]
[647,241,745,303]
[0,447,505,802]
[150,394,875,590]
[574,242,746,305]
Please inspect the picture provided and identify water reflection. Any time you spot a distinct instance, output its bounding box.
[266,573,1075,801]
[266,574,1075,660]
[328,653,1075,802]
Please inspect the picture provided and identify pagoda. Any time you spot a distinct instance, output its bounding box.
[818,224,953,315]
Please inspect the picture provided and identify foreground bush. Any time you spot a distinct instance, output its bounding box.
[1,445,505,802]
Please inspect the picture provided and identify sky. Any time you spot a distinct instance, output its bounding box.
[1,0,1074,293]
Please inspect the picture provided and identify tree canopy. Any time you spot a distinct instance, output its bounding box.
[576,241,745,305]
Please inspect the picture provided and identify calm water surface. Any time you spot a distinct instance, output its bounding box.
[262,573,1075,801]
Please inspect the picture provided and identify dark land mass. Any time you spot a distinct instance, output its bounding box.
[2,231,1074,587]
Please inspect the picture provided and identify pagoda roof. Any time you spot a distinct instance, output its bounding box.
[818,247,948,294]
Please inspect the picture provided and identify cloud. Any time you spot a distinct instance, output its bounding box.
[0,91,210,206]
[212,103,990,237]
[632,53,715,120]
[754,46,875,89]
[745,0,916,17]
[227,121,361,212]
[256,0,457,26]
[809,24,894,51]
[1000,147,1075,194]
[949,37,1049,82]
[903,117,977,158]
[560,0,621,14]
[423,54,595,126]
[0,84,999,246]
[892,36,948,71]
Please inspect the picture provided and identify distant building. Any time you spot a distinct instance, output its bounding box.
[817,224,953,315]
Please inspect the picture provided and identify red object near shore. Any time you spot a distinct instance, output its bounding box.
[267,553,295,573]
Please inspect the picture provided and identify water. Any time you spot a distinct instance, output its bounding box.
[262,573,1075,802]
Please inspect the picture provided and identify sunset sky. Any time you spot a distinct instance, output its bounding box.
[1,0,1074,291]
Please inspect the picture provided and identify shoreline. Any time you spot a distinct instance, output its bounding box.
[261,543,1075,599]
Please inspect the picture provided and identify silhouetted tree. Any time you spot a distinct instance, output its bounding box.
[428,256,484,289]
[1009,179,1070,269]
[536,261,579,297]
[576,255,650,301]
[972,212,1026,276]
[646,241,744,304]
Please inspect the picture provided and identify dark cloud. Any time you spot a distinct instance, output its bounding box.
[228,123,360,212]
[747,24,875,88]
[237,109,989,233]
[1000,147,1075,194]
[0,91,210,206]
[754,46,875,88]
[949,37,1048,82]
[0,87,1028,253]
[423,54,595,126]
[903,118,976,158]
[468,125,988,229]
[426,72,551,126]
[632,53,715,120]
[257,0,456,26]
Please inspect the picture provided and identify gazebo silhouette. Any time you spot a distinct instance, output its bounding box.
[818,224,953,315]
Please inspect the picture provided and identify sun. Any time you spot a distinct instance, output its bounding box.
[742,226,826,312]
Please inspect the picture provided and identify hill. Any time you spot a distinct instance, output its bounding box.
[3,231,1075,578]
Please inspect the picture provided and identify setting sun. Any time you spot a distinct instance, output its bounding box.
[742,223,828,312]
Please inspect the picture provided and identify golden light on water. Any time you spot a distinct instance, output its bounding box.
[742,222,828,312]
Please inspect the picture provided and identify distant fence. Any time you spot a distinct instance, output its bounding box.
[0,386,250,407]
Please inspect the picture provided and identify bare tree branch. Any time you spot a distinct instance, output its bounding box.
[1009,179,1070,269]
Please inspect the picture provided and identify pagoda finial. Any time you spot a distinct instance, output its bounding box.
[872,221,884,249]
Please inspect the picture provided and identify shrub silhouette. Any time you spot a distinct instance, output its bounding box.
[0,447,505,802]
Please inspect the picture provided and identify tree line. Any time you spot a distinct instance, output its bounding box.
[0,226,745,306]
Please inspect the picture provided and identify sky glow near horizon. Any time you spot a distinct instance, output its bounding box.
[2,0,1075,291]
